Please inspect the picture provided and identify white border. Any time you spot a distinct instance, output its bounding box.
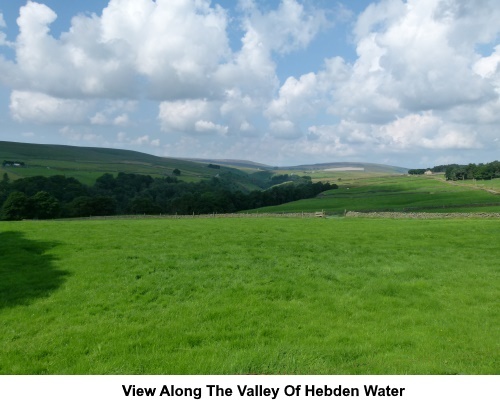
[1,375,498,404]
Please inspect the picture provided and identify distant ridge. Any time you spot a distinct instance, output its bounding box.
[0,140,408,178]
[281,162,408,174]
[186,158,272,170]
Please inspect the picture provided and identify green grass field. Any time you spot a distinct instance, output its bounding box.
[1,217,498,374]
[248,175,500,214]
[0,141,248,185]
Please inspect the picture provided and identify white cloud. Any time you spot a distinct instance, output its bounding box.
[0,12,10,47]
[10,91,90,124]
[239,0,327,55]
[101,0,230,99]
[269,119,302,139]
[261,0,500,163]
[194,120,228,135]
[266,72,319,121]
[90,112,108,125]
[115,132,161,147]
[130,135,151,145]
[14,1,137,98]
[1,0,500,166]
[474,45,500,79]
[3,0,232,100]
[59,126,102,142]
[113,114,130,126]
[158,99,215,132]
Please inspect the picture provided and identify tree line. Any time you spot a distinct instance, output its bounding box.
[0,172,336,220]
[408,161,500,180]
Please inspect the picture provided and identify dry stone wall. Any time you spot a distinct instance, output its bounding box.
[345,211,500,219]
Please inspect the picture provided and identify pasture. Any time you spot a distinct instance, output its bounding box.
[1,217,498,374]
[249,175,500,214]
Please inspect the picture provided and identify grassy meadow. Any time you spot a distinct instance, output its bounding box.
[249,175,500,214]
[1,217,498,374]
[0,141,244,185]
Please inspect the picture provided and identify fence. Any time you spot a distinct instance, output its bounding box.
[49,212,320,221]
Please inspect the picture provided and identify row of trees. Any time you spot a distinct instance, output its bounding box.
[0,172,337,220]
[408,163,460,174]
[2,160,25,167]
[445,161,500,181]
[408,161,500,180]
[408,169,429,175]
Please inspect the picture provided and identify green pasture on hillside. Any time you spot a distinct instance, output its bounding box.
[0,141,241,185]
[1,217,498,374]
[249,175,500,214]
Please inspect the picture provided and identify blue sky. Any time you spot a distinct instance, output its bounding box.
[0,0,499,167]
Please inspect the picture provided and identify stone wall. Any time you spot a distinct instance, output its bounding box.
[345,211,500,219]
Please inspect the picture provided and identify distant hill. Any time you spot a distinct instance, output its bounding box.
[186,158,272,170]
[0,141,248,185]
[281,162,408,174]
[0,141,408,187]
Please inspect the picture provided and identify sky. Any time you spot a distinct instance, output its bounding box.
[0,0,499,168]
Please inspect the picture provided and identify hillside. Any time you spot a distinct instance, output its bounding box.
[247,175,500,214]
[0,141,249,185]
[185,158,272,171]
[282,161,408,174]
[0,141,409,186]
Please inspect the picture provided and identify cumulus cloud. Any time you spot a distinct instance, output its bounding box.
[113,114,130,126]
[10,91,91,124]
[0,12,9,46]
[1,0,500,165]
[59,126,103,143]
[100,0,230,99]
[4,0,234,100]
[115,132,161,147]
[262,0,500,162]
[14,2,137,98]
[239,0,327,55]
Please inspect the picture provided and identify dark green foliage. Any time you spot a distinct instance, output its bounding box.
[410,161,500,180]
[1,191,29,220]
[127,196,161,215]
[0,174,11,208]
[172,168,181,176]
[2,160,25,167]
[66,196,117,217]
[207,163,221,169]
[9,175,88,203]
[408,169,428,175]
[30,191,60,219]
[445,161,500,181]
[1,189,61,220]
[1,169,336,220]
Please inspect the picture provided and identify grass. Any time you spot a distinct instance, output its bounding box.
[1,217,498,374]
[249,175,500,214]
[0,141,247,185]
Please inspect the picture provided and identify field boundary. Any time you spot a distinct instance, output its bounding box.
[345,211,500,219]
[44,212,319,221]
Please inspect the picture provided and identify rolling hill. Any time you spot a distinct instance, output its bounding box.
[0,141,250,185]
[1,141,408,186]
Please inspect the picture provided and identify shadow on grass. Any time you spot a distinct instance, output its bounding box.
[0,231,69,309]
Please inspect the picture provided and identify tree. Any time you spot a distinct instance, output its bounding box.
[127,196,161,215]
[65,196,117,217]
[30,191,60,219]
[1,191,29,220]
[172,168,181,176]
